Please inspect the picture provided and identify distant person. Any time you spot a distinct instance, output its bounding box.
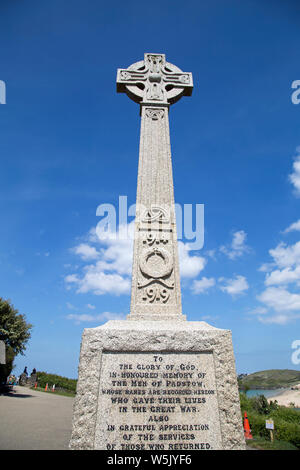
[23,366,28,376]
[31,368,36,375]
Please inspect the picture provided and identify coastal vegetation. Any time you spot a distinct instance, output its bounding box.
[240,392,300,449]
[33,371,77,396]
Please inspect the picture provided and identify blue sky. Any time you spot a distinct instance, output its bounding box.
[1,0,300,378]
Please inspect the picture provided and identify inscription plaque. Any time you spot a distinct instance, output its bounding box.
[95,351,222,450]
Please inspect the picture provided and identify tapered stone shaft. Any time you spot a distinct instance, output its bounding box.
[116,53,193,320]
[128,105,183,320]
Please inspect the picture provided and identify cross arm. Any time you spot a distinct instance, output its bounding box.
[162,71,193,97]
[116,68,147,94]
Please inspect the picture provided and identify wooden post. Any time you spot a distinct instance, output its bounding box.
[266,419,274,442]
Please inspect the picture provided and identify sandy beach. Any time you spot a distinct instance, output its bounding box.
[268,383,300,408]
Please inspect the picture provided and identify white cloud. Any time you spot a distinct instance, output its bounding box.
[283,219,300,234]
[86,303,96,310]
[289,149,300,197]
[254,150,300,324]
[35,251,50,257]
[205,250,216,260]
[65,274,79,285]
[65,268,131,296]
[73,243,100,261]
[90,221,134,275]
[177,242,206,279]
[220,230,250,260]
[192,277,215,294]
[232,231,247,251]
[66,311,126,325]
[219,275,249,296]
[247,306,268,315]
[257,287,300,312]
[258,262,275,273]
[265,266,300,286]
[269,241,300,269]
[257,283,300,323]
[258,314,300,325]
[66,302,77,310]
[256,237,300,324]
[66,223,134,296]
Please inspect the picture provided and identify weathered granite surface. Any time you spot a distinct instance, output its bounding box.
[69,321,245,450]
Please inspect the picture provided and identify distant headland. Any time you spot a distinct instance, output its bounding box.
[238,369,300,390]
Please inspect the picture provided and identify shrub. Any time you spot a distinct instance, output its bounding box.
[274,419,300,448]
[271,406,300,425]
[251,395,271,415]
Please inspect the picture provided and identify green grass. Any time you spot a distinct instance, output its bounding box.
[32,386,75,398]
[36,371,77,393]
[246,436,299,450]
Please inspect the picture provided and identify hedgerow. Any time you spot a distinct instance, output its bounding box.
[36,371,77,393]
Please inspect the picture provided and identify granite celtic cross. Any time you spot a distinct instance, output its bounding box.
[117,53,193,321]
[117,53,193,105]
[70,54,245,451]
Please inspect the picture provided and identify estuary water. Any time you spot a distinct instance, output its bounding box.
[245,389,286,399]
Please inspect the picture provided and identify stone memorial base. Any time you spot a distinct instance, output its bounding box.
[69,320,245,450]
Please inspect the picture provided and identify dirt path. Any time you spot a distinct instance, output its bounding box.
[0,385,74,450]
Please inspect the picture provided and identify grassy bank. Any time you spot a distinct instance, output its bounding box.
[239,369,300,390]
[32,371,77,396]
[246,437,298,450]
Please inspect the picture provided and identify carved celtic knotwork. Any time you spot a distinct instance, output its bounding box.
[145,108,165,120]
[146,54,164,73]
[141,205,169,223]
